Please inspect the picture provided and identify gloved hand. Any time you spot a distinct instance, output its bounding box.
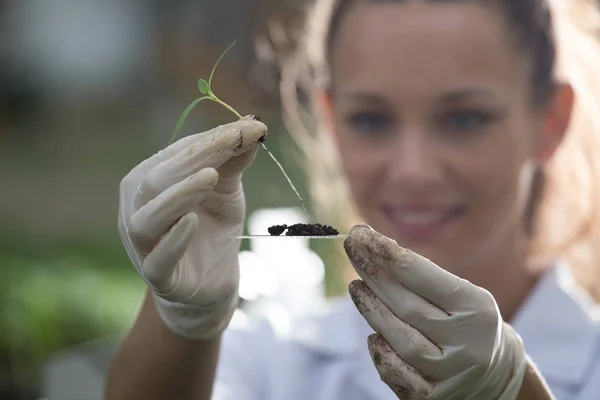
[118,115,267,340]
[344,224,527,400]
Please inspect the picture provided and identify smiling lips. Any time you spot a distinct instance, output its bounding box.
[382,205,465,239]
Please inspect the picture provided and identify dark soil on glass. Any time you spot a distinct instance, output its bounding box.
[267,223,339,236]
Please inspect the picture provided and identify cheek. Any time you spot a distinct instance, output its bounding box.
[459,132,532,236]
[471,163,521,220]
[336,133,385,206]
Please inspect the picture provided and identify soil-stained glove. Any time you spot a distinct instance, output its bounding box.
[118,115,267,340]
[344,224,527,400]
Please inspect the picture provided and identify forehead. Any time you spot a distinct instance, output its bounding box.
[330,1,530,97]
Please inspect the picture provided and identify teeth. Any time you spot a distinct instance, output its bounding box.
[391,212,446,224]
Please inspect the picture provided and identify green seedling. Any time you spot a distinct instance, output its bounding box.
[169,41,310,219]
[169,41,241,144]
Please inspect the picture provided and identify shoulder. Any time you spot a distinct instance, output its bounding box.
[221,296,360,355]
[217,297,354,360]
[511,261,600,399]
[221,297,364,369]
[214,298,364,400]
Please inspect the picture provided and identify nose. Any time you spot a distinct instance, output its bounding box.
[384,130,445,190]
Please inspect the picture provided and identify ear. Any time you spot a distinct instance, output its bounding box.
[536,83,574,163]
[316,89,339,144]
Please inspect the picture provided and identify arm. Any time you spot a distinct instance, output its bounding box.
[110,117,267,399]
[516,357,555,400]
[104,291,221,400]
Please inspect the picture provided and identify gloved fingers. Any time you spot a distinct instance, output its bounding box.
[367,334,435,400]
[151,115,265,174]
[368,278,462,349]
[128,167,218,254]
[344,238,451,341]
[347,225,472,313]
[158,115,263,159]
[134,117,266,210]
[121,117,257,199]
[213,144,261,194]
[346,243,477,374]
[349,280,450,381]
[142,212,199,295]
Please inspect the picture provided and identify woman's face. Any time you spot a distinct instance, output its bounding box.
[326,1,570,272]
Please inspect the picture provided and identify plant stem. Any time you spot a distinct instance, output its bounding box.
[216,100,310,220]
[171,39,311,222]
[259,143,310,219]
[212,96,243,119]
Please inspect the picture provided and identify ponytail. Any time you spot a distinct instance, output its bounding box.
[531,0,600,300]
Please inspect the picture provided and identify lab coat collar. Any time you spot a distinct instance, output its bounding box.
[511,261,600,385]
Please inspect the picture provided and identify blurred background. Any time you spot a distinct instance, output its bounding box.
[0,1,350,399]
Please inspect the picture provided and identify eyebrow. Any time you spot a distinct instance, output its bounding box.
[332,87,499,105]
[439,88,499,104]
[331,90,389,105]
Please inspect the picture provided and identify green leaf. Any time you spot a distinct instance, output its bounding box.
[198,79,210,95]
[169,96,210,145]
[208,41,236,86]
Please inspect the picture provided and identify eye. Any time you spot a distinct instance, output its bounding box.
[346,112,392,134]
[441,110,493,132]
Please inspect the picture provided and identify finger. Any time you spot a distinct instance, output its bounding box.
[349,280,448,380]
[161,115,265,157]
[213,144,261,194]
[143,115,265,176]
[121,116,262,194]
[367,334,435,400]
[348,225,471,313]
[344,235,450,335]
[346,240,488,374]
[142,212,199,294]
[128,167,218,254]
[134,117,266,209]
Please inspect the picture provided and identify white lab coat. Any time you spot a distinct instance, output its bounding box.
[213,262,600,400]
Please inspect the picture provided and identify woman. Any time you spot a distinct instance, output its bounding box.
[106,0,600,399]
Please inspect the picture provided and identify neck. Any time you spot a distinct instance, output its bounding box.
[461,232,541,322]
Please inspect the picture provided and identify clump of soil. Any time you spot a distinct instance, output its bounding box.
[268,223,340,236]
[268,224,288,236]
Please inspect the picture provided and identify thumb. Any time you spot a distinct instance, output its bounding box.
[214,143,261,194]
[217,114,266,178]
[219,142,261,177]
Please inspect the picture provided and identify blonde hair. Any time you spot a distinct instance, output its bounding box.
[276,0,600,299]
[531,0,600,299]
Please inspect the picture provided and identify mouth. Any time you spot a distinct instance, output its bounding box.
[382,204,466,240]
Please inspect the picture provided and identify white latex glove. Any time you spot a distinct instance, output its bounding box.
[118,115,267,340]
[344,224,527,400]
